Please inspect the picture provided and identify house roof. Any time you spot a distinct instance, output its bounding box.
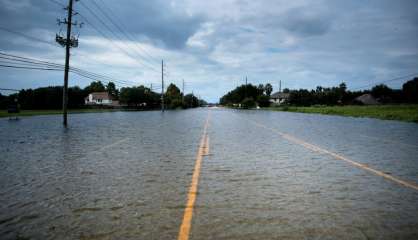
[355,93,379,105]
[89,92,113,100]
[270,92,290,99]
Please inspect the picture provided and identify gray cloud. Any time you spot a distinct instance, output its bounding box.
[281,7,332,37]
[0,0,204,50]
[78,0,204,49]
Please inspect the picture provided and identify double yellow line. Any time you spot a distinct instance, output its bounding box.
[178,113,210,240]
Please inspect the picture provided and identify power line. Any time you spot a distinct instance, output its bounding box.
[90,0,160,65]
[0,26,146,83]
[0,64,62,71]
[0,63,133,88]
[0,51,139,88]
[77,11,159,73]
[78,1,160,73]
[48,0,161,67]
[0,54,63,69]
[351,73,418,91]
[0,51,138,85]
[0,26,57,47]
[48,0,161,77]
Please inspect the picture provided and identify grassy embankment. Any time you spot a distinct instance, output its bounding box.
[0,109,121,118]
[265,104,418,123]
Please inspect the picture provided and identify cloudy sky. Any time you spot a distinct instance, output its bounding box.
[0,0,417,102]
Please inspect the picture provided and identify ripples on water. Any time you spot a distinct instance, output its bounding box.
[1,109,418,239]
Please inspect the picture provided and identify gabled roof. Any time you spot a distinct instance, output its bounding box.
[270,92,290,99]
[89,92,112,100]
[355,93,379,105]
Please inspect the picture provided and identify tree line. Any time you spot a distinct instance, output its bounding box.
[0,81,205,110]
[219,83,273,108]
[219,77,418,107]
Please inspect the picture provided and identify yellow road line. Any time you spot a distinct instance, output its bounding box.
[249,119,418,191]
[178,113,210,240]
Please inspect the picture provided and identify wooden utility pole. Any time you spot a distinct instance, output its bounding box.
[245,76,248,99]
[191,91,194,108]
[56,0,79,126]
[161,60,165,112]
[182,79,185,105]
[63,0,74,126]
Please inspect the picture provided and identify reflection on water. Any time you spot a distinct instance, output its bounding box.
[1,109,418,239]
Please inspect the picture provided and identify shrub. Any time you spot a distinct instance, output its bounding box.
[257,95,271,107]
[241,97,256,109]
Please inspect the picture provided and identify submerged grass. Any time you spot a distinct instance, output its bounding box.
[265,104,418,123]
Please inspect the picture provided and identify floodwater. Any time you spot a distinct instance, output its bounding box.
[1,108,417,239]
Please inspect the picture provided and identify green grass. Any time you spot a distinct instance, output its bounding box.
[265,104,418,123]
[0,109,122,118]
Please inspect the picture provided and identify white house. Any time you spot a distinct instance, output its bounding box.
[270,92,290,105]
[85,92,116,105]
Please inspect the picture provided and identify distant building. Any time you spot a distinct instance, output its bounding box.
[85,92,119,106]
[354,94,379,105]
[270,92,290,105]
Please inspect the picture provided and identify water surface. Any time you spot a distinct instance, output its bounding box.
[1,109,417,239]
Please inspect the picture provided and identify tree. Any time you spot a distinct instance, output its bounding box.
[371,84,392,98]
[85,81,105,93]
[220,83,273,107]
[166,83,181,98]
[265,83,273,96]
[339,82,347,93]
[106,82,118,99]
[257,95,271,107]
[119,85,160,108]
[220,84,262,105]
[402,78,418,103]
[337,82,347,103]
[165,83,182,109]
[199,99,208,106]
[0,92,7,109]
[241,97,256,109]
[8,86,86,109]
[183,94,199,108]
[371,84,393,103]
[257,84,265,95]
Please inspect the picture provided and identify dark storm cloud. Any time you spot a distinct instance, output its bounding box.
[77,0,204,49]
[0,0,203,50]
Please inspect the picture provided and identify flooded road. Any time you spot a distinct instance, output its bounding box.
[1,108,418,239]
